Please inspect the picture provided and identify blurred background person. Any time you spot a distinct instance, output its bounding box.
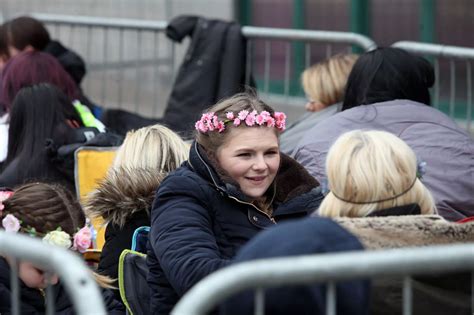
[85,124,189,300]
[294,47,473,221]
[280,53,358,155]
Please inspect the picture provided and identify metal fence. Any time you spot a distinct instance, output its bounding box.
[172,243,474,315]
[11,14,474,132]
[31,13,375,121]
[0,231,106,315]
[392,41,474,132]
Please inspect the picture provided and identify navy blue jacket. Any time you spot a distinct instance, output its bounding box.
[221,217,370,315]
[147,142,323,314]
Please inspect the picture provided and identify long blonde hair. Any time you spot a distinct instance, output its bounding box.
[113,124,189,171]
[301,53,358,108]
[318,130,436,217]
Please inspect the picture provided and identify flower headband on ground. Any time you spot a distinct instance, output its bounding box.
[0,191,92,253]
[195,110,287,133]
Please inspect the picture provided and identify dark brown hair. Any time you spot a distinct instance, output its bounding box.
[1,182,85,235]
[4,16,50,51]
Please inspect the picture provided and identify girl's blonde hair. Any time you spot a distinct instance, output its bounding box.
[301,53,358,107]
[318,130,436,218]
[113,124,189,171]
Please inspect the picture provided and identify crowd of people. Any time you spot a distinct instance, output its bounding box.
[0,15,473,315]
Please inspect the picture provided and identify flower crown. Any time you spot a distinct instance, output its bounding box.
[195,110,287,134]
[0,191,92,253]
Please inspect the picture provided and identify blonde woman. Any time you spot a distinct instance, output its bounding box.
[85,124,189,296]
[318,129,436,218]
[280,53,358,154]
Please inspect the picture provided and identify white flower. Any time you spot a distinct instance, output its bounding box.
[2,214,20,232]
[43,230,72,249]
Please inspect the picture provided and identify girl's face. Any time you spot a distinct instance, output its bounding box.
[18,261,59,289]
[216,127,280,200]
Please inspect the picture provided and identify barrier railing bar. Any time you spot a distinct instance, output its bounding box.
[172,244,474,315]
[101,27,108,106]
[32,13,168,31]
[284,42,291,98]
[434,58,440,108]
[392,41,474,60]
[0,232,106,314]
[153,31,160,117]
[305,42,311,69]
[33,13,376,52]
[326,44,332,59]
[254,288,265,315]
[326,281,336,315]
[135,30,142,113]
[170,42,176,82]
[118,28,124,108]
[245,40,252,86]
[264,40,271,94]
[449,60,456,118]
[46,276,55,315]
[10,257,19,315]
[402,276,412,315]
[242,26,376,52]
[467,61,472,131]
[85,25,93,94]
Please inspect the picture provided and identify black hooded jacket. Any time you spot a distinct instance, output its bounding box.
[147,142,323,314]
[163,16,252,138]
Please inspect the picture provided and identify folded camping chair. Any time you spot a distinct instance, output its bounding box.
[119,226,150,315]
[74,146,117,255]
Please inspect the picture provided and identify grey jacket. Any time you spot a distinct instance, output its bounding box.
[279,103,341,155]
[294,99,474,221]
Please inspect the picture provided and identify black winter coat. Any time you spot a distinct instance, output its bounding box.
[147,142,323,314]
[0,257,125,314]
[221,217,370,315]
[163,16,251,138]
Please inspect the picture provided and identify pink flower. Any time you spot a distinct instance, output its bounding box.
[233,118,241,126]
[276,120,286,131]
[2,214,20,233]
[260,111,271,118]
[0,191,13,212]
[73,226,92,253]
[226,112,234,120]
[195,120,208,133]
[216,121,225,132]
[245,113,256,126]
[255,114,265,125]
[238,110,249,120]
[266,117,275,127]
[274,112,286,121]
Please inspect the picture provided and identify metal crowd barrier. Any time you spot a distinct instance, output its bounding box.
[0,231,106,315]
[31,13,376,117]
[392,41,474,132]
[172,243,474,315]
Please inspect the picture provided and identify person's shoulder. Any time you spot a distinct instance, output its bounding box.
[159,163,211,194]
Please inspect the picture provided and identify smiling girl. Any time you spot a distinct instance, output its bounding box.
[147,93,323,314]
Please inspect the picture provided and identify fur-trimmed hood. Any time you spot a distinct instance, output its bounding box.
[85,168,166,227]
[334,215,474,250]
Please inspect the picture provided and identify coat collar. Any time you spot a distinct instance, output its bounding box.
[188,141,322,216]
